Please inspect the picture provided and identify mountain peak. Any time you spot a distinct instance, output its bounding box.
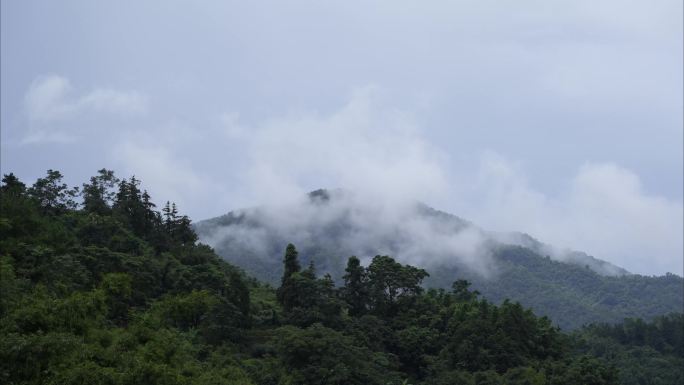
[194,193,682,329]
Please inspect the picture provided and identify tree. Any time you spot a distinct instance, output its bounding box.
[550,356,619,385]
[282,244,301,281]
[112,177,166,242]
[227,270,251,324]
[275,250,343,327]
[100,272,132,326]
[276,244,301,311]
[367,255,428,317]
[141,190,159,237]
[1,173,26,197]
[1,173,42,242]
[28,169,79,213]
[163,201,179,233]
[0,168,662,385]
[451,279,479,302]
[174,215,198,246]
[342,256,368,316]
[275,324,396,385]
[81,169,119,214]
[113,176,145,234]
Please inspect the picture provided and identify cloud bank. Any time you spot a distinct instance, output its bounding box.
[232,87,449,206]
[198,189,498,279]
[194,89,682,276]
[10,75,684,276]
[465,154,683,276]
[22,75,147,142]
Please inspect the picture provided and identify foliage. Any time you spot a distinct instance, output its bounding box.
[428,245,684,330]
[341,255,368,316]
[1,170,251,385]
[1,170,679,384]
[197,203,684,330]
[572,314,684,385]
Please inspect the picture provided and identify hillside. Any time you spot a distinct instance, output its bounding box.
[195,189,683,330]
[572,314,684,385]
[3,169,654,385]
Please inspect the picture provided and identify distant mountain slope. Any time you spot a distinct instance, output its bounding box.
[195,189,683,329]
[426,247,682,329]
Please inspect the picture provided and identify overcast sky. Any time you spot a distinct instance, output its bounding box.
[2,0,682,275]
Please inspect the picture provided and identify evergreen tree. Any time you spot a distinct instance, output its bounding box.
[276,243,301,311]
[113,177,143,233]
[227,270,251,323]
[342,256,368,316]
[303,260,317,279]
[27,169,79,214]
[162,201,178,234]
[281,243,301,282]
[81,169,119,214]
[174,215,198,245]
[0,173,41,245]
[451,279,480,302]
[1,173,26,197]
[0,168,658,385]
[140,190,158,236]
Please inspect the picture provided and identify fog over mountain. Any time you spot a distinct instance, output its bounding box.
[3,0,682,276]
[3,1,683,382]
[197,188,629,280]
[189,88,683,276]
[195,189,682,329]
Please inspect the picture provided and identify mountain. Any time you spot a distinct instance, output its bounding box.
[1,172,630,385]
[3,171,680,384]
[195,189,683,330]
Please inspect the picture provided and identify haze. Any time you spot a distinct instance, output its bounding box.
[1,0,682,275]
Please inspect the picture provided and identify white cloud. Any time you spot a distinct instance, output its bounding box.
[105,86,681,276]
[24,75,74,122]
[77,88,147,116]
[114,141,223,215]
[464,153,683,276]
[2,1,680,276]
[25,75,147,122]
[107,86,450,220]
[22,75,147,143]
[200,188,498,279]
[231,87,449,206]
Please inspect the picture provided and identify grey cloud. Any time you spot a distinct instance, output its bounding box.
[199,189,499,279]
[1,0,681,275]
[197,92,682,276]
[459,153,684,275]
[22,75,147,143]
[25,75,146,121]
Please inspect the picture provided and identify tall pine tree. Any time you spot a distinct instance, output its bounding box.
[276,243,301,311]
[342,256,368,316]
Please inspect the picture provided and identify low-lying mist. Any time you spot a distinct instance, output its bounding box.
[197,189,497,279]
[196,188,631,282]
[106,87,680,276]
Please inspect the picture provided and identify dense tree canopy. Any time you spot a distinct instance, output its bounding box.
[0,169,679,384]
[572,314,684,385]
[197,202,684,331]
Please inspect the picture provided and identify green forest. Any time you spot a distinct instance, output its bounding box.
[195,197,683,331]
[1,170,682,385]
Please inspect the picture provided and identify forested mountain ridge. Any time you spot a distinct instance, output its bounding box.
[195,188,683,330]
[574,314,684,385]
[1,170,681,384]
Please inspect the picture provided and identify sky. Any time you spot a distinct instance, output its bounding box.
[1,0,682,275]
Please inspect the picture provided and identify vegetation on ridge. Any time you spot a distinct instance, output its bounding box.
[195,193,684,330]
[1,170,681,384]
